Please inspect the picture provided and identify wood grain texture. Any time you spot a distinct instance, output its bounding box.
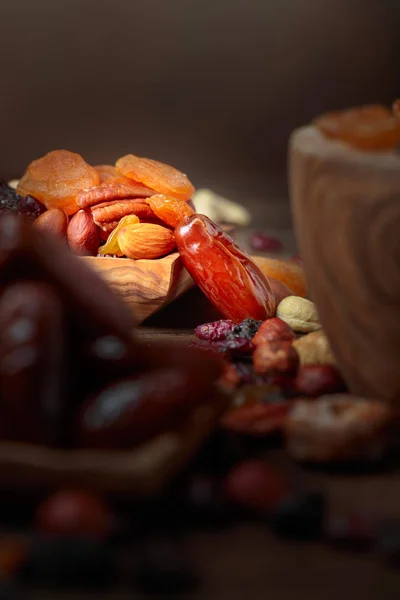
[289,125,400,402]
[82,252,194,324]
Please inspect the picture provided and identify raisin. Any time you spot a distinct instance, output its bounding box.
[227,318,263,341]
[195,320,235,342]
[213,337,253,355]
[0,181,22,213]
[17,196,46,220]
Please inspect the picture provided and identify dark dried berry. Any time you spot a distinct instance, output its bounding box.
[234,362,266,386]
[225,459,288,513]
[249,232,283,252]
[0,182,21,213]
[17,195,46,221]
[270,491,326,540]
[195,320,234,342]
[135,537,199,595]
[227,318,262,341]
[325,513,377,550]
[20,537,115,589]
[213,337,253,355]
[35,489,112,540]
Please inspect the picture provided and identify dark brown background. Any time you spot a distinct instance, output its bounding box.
[1,0,399,227]
[1,3,400,598]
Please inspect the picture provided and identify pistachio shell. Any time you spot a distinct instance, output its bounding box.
[277,296,320,333]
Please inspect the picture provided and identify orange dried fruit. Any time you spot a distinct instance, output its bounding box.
[314,104,400,151]
[116,154,195,201]
[99,214,140,256]
[17,150,99,215]
[146,194,195,228]
[253,256,307,298]
[95,164,132,184]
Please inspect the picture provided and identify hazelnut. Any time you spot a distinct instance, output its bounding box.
[253,339,299,376]
[67,210,101,256]
[34,208,68,239]
[252,317,296,347]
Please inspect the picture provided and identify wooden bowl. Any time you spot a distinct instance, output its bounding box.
[0,388,230,497]
[289,125,400,403]
[82,252,194,325]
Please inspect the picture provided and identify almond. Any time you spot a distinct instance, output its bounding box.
[34,208,68,239]
[117,223,176,260]
[67,210,101,256]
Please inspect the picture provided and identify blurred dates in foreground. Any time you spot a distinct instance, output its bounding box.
[175,215,276,322]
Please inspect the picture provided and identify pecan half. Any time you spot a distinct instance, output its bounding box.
[77,182,154,210]
[92,199,156,226]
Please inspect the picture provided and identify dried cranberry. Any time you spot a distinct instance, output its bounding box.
[227,318,262,341]
[249,231,283,252]
[35,490,112,540]
[195,319,234,342]
[17,196,46,221]
[224,459,288,514]
[0,181,21,213]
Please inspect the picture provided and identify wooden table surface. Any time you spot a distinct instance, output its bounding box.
[23,326,400,600]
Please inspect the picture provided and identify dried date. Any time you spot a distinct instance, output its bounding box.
[76,362,219,449]
[0,281,65,445]
[175,215,276,322]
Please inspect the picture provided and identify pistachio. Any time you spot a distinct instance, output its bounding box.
[276,296,320,333]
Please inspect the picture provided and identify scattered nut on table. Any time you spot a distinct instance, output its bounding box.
[276,296,320,333]
[284,394,393,463]
[293,329,336,365]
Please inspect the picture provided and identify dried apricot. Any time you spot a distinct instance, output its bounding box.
[252,256,307,298]
[116,154,195,201]
[146,194,195,228]
[77,181,153,209]
[95,164,133,185]
[17,150,99,215]
[314,104,400,151]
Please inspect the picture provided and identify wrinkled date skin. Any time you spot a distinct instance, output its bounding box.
[0,281,65,445]
[175,215,276,322]
[76,360,221,449]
